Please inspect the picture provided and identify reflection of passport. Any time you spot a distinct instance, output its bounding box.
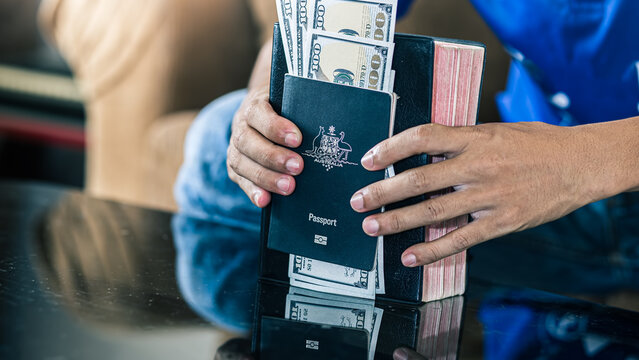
[267,75,393,271]
[260,316,368,360]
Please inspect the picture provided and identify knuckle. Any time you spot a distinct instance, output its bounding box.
[227,147,240,171]
[407,168,428,188]
[422,199,445,221]
[495,207,523,232]
[368,184,387,205]
[415,124,433,140]
[452,231,473,252]
[376,140,390,157]
[231,126,247,150]
[387,213,405,233]
[418,245,443,264]
[252,166,266,183]
[259,147,280,168]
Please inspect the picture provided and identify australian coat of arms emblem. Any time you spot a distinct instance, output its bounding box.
[304,126,358,171]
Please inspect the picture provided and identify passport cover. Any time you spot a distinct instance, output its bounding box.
[267,75,392,271]
[261,24,485,303]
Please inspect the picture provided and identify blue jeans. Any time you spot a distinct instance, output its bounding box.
[174,90,639,294]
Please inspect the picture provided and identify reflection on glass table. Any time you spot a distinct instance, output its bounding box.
[1,183,232,360]
[2,182,639,360]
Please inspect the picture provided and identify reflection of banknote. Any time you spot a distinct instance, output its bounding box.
[285,294,374,333]
[369,307,384,360]
[276,0,297,73]
[304,30,394,91]
[289,255,376,298]
[311,0,397,42]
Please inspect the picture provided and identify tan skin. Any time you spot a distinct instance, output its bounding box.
[228,41,639,268]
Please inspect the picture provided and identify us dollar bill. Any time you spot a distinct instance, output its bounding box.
[312,0,397,42]
[276,0,297,73]
[304,30,394,91]
[285,294,374,333]
[295,0,313,76]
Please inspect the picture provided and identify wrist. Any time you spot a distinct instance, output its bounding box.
[574,117,639,203]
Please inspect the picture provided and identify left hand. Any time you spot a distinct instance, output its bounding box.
[350,122,603,267]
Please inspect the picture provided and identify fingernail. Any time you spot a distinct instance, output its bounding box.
[361,146,378,168]
[361,152,374,168]
[253,190,261,206]
[394,348,409,360]
[285,133,300,147]
[363,218,379,235]
[276,177,291,194]
[285,158,301,174]
[402,253,417,267]
[350,193,364,210]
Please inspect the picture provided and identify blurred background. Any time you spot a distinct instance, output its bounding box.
[0,0,84,187]
[0,0,509,212]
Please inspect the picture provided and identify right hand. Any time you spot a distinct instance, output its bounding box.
[227,86,304,207]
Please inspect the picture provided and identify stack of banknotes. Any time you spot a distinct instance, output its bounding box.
[277,0,400,300]
[422,41,485,302]
[276,0,398,92]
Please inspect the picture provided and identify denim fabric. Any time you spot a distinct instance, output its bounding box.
[174,89,261,232]
[172,214,258,333]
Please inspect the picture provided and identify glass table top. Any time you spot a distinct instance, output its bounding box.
[1,181,638,359]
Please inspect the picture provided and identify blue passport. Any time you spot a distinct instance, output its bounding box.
[267,75,395,271]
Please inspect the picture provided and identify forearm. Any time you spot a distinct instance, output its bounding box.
[577,116,639,200]
[247,39,273,92]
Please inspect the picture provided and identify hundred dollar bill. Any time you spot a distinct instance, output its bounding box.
[295,0,314,76]
[289,255,376,298]
[311,0,397,42]
[304,30,394,91]
[285,294,375,333]
[276,0,297,73]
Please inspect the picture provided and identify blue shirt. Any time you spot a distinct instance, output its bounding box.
[399,0,639,125]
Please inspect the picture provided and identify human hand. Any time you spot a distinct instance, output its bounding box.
[227,86,304,207]
[350,122,601,267]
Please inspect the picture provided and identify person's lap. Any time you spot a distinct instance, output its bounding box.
[175,91,639,293]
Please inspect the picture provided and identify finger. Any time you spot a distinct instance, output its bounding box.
[361,123,475,170]
[233,123,304,175]
[351,158,466,212]
[227,166,272,208]
[227,145,296,196]
[359,188,481,236]
[393,347,427,360]
[245,98,302,148]
[400,219,494,267]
